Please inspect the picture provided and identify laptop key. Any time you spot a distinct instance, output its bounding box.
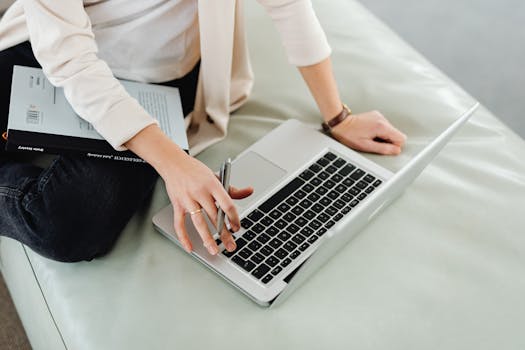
[251,253,265,265]
[266,226,279,236]
[281,258,292,268]
[294,190,307,199]
[311,177,322,186]
[342,193,354,202]
[309,163,323,173]
[309,220,322,230]
[358,193,367,200]
[325,220,335,229]
[350,199,359,207]
[320,197,331,206]
[307,192,320,202]
[315,186,328,196]
[277,231,292,241]
[256,233,271,244]
[232,256,256,272]
[258,177,304,213]
[238,248,253,259]
[342,206,351,214]
[285,224,299,234]
[299,169,315,181]
[299,242,310,251]
[292,234,306,244]
[334,213,344,222]
[325,165,337,174]
[373,179,383,187]
[248,241,262,252]
[292,206,305,216]
[240,218,254,229]
[356,180,368,190]
[317,228,328,236]
[247,209,264,222]
[277,203,291,213]
[333,158,346,168]
[343,178,355,187]
[271,266,283,276]
[304,210,316,220]
[301,183,315,193]
[300,227,315,237]
[262,274,273,284]
[350,169,365,181]
[364,174,375,183]
[338,164,356,176]
[299,199,313,209]
[284,241,298,252]
[294,217,308,227]
[308,235,319,244]
[334,200,346,209]
[312,203,324,213]
[275,219,287,230]
[286,196,299,206]
[324,179,336,189]
[318,171,329,180]
[252,263,270,279]
[324,152,337,161]
[365,186,375,194]
[335,184,347,193]
[269,238,283,249]
[349,187,361,196]
[235,237,248,250]
[269,209,282,220]
[260,245,274,256]
[260,216,274,227]
[222,249,235,258]
[275,248,288,259]
[317,213,330,222]
[283,212,296,222]
[325,206,337,216]
[316,157,330,167]
[327,190,339,200]
[252,223,264,234]
[290,250,301,259]
[330,173,343,183]
[265,256,279,267]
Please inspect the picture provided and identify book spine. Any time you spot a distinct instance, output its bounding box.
[5,141,145,163]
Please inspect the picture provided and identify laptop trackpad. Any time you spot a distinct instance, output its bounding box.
[230,151,286,211]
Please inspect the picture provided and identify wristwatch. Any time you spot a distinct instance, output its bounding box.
[321,104,352,134]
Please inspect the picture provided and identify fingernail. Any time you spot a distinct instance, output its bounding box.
[208,245,218,255]
[226,241,236,251]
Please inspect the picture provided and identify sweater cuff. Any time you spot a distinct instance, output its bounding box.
[92,98,159,151]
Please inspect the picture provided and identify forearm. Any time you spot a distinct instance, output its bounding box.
[298,56,343,121]
[124,124,187,179]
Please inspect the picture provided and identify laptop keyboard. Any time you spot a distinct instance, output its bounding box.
[221,151,382,285]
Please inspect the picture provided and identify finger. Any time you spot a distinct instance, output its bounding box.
[229,185,254,199]
[173,204,192,253]
[187,203,219,255]
[375,122,407,147]
[199,195,219,227]
[362,139,402,155]
[212,186,241,232]
[220,224,237,252]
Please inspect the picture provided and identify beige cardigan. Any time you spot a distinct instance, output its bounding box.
[0,0,331,155]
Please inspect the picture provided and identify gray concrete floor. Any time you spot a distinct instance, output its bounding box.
[361,0,525,139]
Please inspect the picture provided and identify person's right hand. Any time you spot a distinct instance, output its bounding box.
[162,151,253,255]
[124,124,253,256]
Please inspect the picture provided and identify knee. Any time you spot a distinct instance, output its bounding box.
[30,221,120,263]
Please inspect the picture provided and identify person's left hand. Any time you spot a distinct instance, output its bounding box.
[330,110,407,155]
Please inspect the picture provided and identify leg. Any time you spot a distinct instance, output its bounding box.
[0,43,198,262]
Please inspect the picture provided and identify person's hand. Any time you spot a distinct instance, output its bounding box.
[164,153,254,255]
[162,152,253,255]
[330,110,407,155]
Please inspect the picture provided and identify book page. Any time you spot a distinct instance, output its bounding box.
[7,66,188,150]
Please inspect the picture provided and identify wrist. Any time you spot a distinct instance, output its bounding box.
[321,103,352,133]
[124,124,188,179]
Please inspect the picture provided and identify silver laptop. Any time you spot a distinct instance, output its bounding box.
[153,103,479,307]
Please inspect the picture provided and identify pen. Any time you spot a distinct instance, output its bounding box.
[216,158,232,236]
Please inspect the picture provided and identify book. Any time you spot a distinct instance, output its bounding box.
[5,65,188,162]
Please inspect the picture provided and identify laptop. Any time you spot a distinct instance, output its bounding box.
[153,102,479,307]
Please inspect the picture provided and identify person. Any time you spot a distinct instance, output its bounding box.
[0,0,406,263]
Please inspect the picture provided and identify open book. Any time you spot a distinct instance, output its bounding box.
[5,65,188,162]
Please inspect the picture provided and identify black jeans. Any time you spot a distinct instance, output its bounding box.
[0,42,199,262]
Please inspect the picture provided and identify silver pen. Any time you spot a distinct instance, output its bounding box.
[216,158,232,236]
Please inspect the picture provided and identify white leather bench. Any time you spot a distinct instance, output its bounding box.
[2,1,525,349]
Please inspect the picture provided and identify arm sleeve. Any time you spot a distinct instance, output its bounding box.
[256,0,332,67]
[21,0,158,151]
